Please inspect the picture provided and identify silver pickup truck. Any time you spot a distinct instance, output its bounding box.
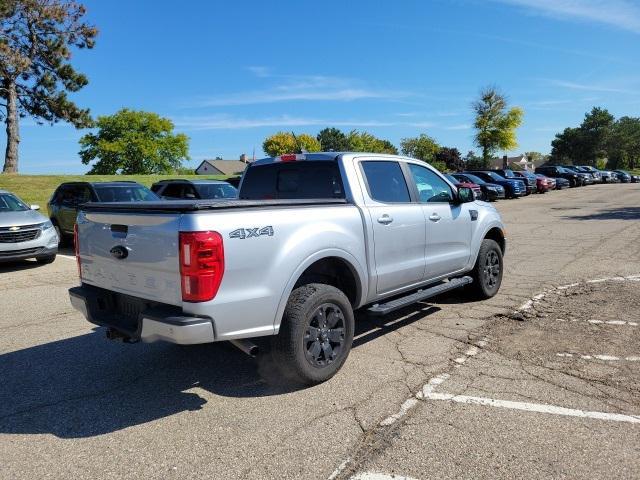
[69,153,506,384]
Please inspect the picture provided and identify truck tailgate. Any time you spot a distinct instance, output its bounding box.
[77,210,183,306]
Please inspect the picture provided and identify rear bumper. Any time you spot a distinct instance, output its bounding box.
[69,285,215,345]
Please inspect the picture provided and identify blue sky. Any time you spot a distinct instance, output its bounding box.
[6,0,640,173]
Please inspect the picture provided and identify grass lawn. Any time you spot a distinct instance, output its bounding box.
[0,174,229,208]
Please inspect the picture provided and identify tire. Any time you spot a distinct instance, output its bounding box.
[53,223,66,247]
[468,239,503,300]
[36,254,56,264]
[271,283,354,385]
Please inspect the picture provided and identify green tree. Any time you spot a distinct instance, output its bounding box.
[347,130,398,154]
[400,134,440,163]
[262,131,321,157]
[608,116,640,169]
[435,147,463,171]
[317,127,349,151]
[1,0,97,173]
[524,151,548,166]
[550,107,615,166]
[78,109,190,174]
[463,150,485,170]
[472,87,524,162]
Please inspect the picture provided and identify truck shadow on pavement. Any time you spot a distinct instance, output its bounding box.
[0,305,443,439]
[0,259,48,273]
[563,206,640,221]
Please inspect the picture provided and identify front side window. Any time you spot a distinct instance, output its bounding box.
[361,161,411,203]
[195,183,238,199]
[408,164,453,203]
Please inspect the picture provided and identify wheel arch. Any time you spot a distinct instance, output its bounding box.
[273,249,367,333]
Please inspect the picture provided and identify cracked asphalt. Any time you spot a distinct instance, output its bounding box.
[1,183,639,479]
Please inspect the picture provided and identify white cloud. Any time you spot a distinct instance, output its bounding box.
[550,79,637,93]
[443,124,471,130]
[173,115,395,130]
[495,0,640,34]
[189,72,409,107]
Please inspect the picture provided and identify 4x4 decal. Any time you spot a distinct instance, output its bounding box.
[229,226,274,239]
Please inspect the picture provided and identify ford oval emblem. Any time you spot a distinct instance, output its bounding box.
[110,245,129,260]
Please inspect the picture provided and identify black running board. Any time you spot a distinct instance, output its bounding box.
[367,276,473,316]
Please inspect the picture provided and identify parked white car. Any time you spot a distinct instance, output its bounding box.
[0,189,59,264]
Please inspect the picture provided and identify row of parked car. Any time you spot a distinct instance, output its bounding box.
[446,166,639,202]
[0,163,637,265]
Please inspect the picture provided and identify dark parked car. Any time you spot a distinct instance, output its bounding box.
[465,171,526,198]
[513,170,544,193]
[612,170,632,183]
[48,181,158,242]
[563,166,593,185]
[452,173,505,201]
[151,179,238,200]
[574,166,601,183]
[488,169,532,194]
[535,166,582,188]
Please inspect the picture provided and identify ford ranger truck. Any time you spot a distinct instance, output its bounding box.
[69,153,506,385]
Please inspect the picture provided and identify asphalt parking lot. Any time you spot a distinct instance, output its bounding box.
[1,183,639,479]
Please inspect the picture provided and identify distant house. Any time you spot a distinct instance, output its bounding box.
[195,154,252,176]
[490,154,537,171]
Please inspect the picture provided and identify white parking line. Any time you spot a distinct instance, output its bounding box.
[351,473,419,480]
[57,254,76,260]
[422,391,640,424]
[557,353,640,361]
[557,318,638,326]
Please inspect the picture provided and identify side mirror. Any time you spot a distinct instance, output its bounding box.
[30,204,40,210]
[456,187,475,204]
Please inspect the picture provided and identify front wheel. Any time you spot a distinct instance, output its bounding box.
[36,254,56,265]
[271,283,354,385]
[468,239,503,299]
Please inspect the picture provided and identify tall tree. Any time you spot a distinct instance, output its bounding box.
[472,87,524,163]
[1,0,97,173]
[317,127,349,151]
[435,147,464,171]
[78,109,189,174]
[347,130,398,154]
[550,107,615,166]
[608,116,640,169]
[263,131,321,157]
[400,133,440,163]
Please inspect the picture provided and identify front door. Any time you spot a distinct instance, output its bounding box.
[406,163,472,280]
[360,160,427,294]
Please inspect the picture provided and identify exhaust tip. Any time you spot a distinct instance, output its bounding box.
[230,339,260,357]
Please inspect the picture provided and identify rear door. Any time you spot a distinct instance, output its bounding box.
[59,185,93,234]
[406,163,472,280]
[359,160,427,294]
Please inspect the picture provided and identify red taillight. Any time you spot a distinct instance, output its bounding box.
[179,231,225,302]
[280,154,297,162]
[73,223,81,278]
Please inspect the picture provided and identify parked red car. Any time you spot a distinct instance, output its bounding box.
[445,174,483,200]
[535,174,555,191]
[514,170,550,193]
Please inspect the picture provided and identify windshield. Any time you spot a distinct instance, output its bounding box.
[94,185,159,202]
[460,173,485,184]
[481,171,504,182]
[0,193,30,212]
[502,170,516,178]
[194,183,238,199]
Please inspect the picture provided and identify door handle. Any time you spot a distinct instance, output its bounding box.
[377,214,393,225]
[429,213,441,222]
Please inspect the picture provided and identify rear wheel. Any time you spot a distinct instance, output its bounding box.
[468,239,503,299]
[271,283,354,385]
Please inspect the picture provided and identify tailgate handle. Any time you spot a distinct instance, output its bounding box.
[110,224,128,236]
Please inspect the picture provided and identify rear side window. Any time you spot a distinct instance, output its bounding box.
[361,161,411,203]
[159,184,184,199]
[240,161,344,200]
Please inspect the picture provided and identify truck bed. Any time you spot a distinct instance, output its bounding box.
[80,198,349,213]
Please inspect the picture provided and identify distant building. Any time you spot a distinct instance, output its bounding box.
[195,154,252,176]
[490,154,537,171]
